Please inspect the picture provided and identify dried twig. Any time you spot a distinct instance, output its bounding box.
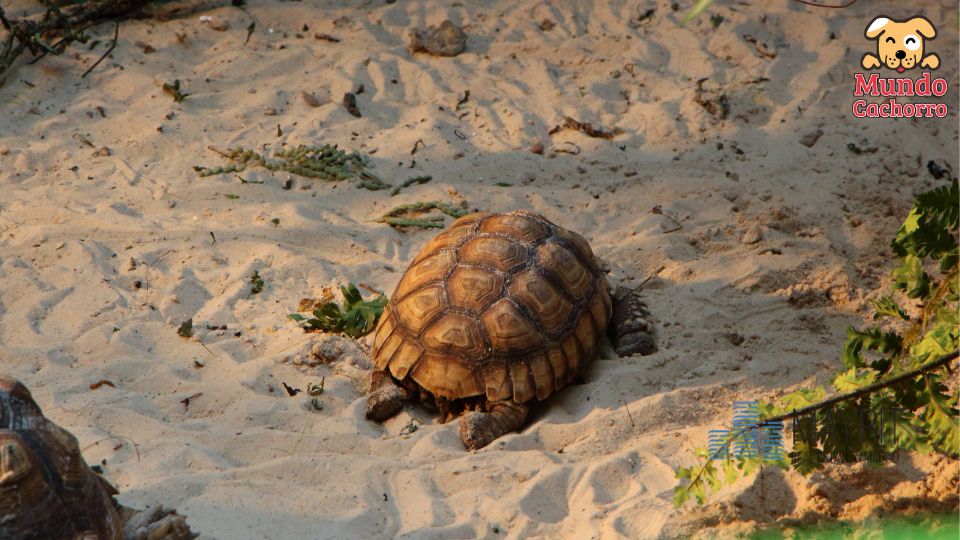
[1,0,153,82]
[81,20,118,77]
[549,116,623,139]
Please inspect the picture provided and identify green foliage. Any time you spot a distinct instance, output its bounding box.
[842,327,901,372]
[870,296,909,321]
[250,270,264,294]
[376,200,468,229]
[892,179,959,271]
[196,144,386,188]
[892,254,930,299]
[289,283,387,338]
[683,0,716,22]
[162,79,190,102]
[673,179,959,507]
[390,175,433,196]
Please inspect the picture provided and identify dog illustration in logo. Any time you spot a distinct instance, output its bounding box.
[861,15,939,72]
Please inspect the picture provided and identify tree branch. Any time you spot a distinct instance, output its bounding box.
[762,350,959,424]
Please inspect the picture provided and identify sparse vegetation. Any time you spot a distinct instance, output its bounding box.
[674,179,959,506]
[289,283,387,338]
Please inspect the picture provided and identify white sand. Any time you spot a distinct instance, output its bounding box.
[0,0,957,538]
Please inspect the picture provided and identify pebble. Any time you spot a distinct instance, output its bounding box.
[799,129,824,148]
[741,224,763,245]
[408,20,467,56]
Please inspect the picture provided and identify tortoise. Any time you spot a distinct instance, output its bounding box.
[0,375,196,540]
[366,210,655,449]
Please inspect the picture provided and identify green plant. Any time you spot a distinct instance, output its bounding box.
[674,179,959,506]
[289,283,387,338]
[162,79,190,102]
[195,144,385,188]
[250,270,264,294]
[376,200,468,229]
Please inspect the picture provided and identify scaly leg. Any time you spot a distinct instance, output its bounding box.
[365,370,410,421]
[610,286,657,357]
[459,401,528,450]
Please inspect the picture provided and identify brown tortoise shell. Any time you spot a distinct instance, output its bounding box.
[372,210,611,403]
[0,376,123,540]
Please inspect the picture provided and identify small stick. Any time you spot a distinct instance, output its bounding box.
[207,145,233,158]
[358,282,383,295]
[622,400,636,429]
[82,435,141,462]
[149,248,174,266]
[82,20,118,78]
[635,265,666,292]
[197,340,215,356]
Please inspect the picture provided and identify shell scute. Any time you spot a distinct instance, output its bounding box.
[396,250,456,299]
[387,341,424,380]
[536,243,592,301]
[411,353,482,399]
[509,270,573,337]
[479,214,549,243]
[459,236,528,273]
[446,266,504,313]
[421,312,486,358]
[396,285,445,334]
[481,299,546,354]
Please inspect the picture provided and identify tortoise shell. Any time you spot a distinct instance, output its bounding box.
[0,376,122,540]
[372,210,611,403]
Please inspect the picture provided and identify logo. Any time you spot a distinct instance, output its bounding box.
[852,15,948,119]
[705,401,903,467]
[708,401,785,462]
[861,15,940,73]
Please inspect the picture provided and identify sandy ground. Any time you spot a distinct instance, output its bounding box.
[0,0,957,538]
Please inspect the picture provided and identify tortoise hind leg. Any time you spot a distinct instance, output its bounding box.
[610,286,657,357]
[366,370,411,421]
[459,401,528,450]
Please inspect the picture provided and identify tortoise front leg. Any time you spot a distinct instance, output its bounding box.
[459,401,528,450]
[121,505,197,540]
[365,370,411,421]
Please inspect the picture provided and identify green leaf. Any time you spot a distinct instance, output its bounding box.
[870,296,909,321]
[250,270,264,294]
[288,313,306,322]
[683,0,716,22]
[778,387,827,412]
[722,459,740,484]
[922,372,960,456]
[162,79,190,102]
[892,179,959,268]
[832,367,878,393]
[790,441,825,475]
[842,327,901,372]
[738,457,761,477]
[892,254,930,299]
[295,283,387,338]
[909,321,959,364]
